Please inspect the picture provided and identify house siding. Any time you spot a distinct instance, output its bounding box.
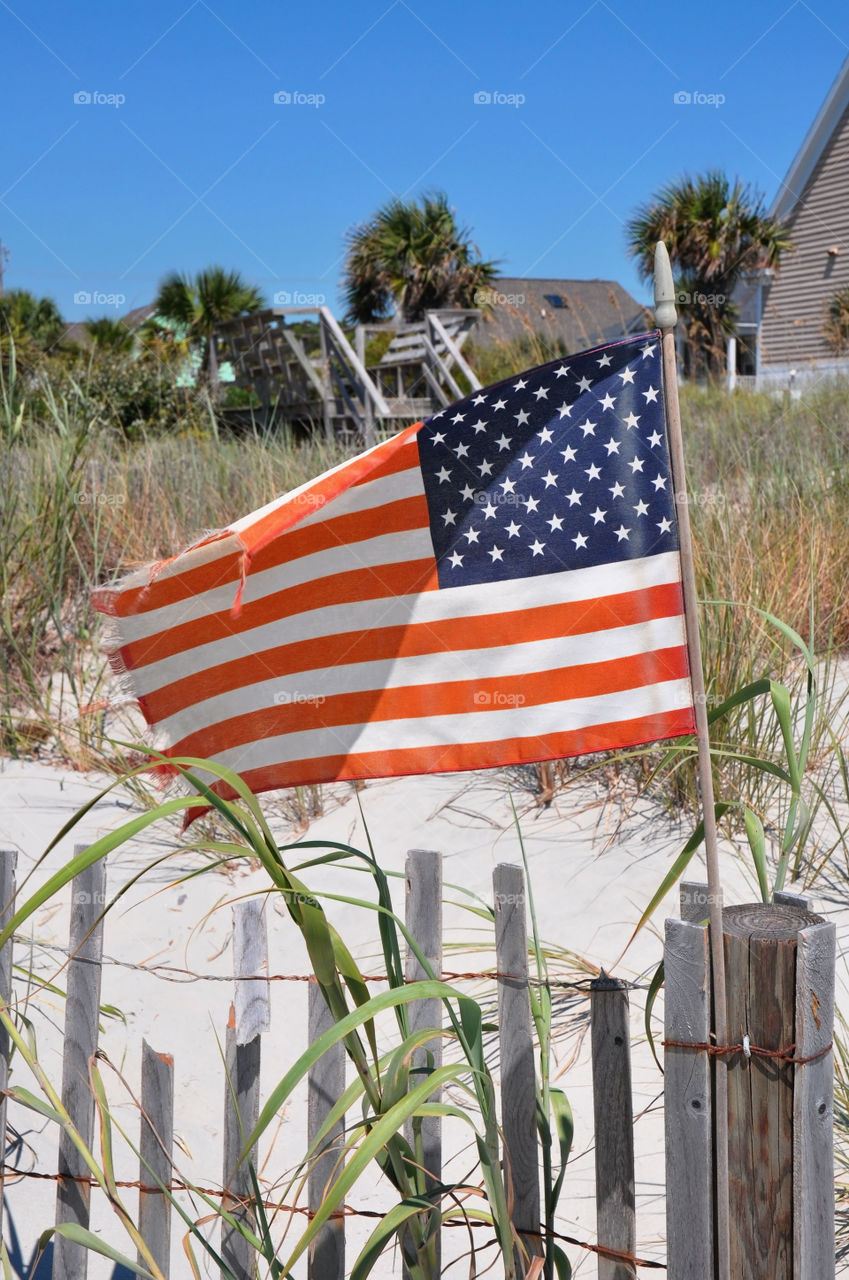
[760,97,849,367]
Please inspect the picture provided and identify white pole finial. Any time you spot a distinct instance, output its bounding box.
[653,241,677,331]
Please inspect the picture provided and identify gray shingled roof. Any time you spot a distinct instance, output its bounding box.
[473,277,650,352]
[58,302,156,351]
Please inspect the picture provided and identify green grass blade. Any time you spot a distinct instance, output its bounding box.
[350,1196,436,1280]
[552,1242,573,1279]
[644,961,665,1072]
[743,807,770,902]
[706,676,772,724]
[548,1087,574,1212]
[625,802,733,949]
[5,1085,64,1124]
[769,682,801,791]
[45,1225,157,1280]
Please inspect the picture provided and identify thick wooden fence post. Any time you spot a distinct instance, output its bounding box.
[493,863,542,1271]
[221,901,268,1280]
[590,977,635,1280]
[54,851,106,1280]
[667,890,835,1279]
[0,850,17,1253]
[307,982,345,1280]
[722,901,831,1280]
[139,1041,174,1279]
[403,849,443,1280]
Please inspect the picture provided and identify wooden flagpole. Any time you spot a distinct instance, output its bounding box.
[653,241,731,1280]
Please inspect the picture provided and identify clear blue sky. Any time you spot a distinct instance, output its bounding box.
[2,0,847,322]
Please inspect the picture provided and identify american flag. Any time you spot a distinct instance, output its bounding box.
[93,330,695,804]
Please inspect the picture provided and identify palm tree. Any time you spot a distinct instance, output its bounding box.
[84,316,135,355]
[626,172,792,377]
[153,266,265,394]
[0,288,64,369]
[342,193,498,324]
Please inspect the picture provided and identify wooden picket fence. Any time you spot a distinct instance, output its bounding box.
[0,848,837,1279]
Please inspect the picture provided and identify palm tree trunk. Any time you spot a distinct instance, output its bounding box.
[205,333,220,398]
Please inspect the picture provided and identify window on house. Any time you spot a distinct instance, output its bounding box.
[543,293,567,309]
[736,333,757,376]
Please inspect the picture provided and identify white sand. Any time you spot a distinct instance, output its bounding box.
[0,756,843,1278]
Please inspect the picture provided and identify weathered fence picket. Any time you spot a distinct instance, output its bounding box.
[403,848,443,1279]
[221,1007,261,1280]
[663,912,713,1279]
[221,901,269,1280]
[53,849,105,1280]
[590,977,636,1280]
[233,899,271,1045]
[138,1040,174,1280]
[0,849,16,1254]
[307,979,346,1280]
[493,862,543,1271]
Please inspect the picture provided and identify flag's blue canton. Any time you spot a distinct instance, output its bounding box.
[417,332,677,589]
